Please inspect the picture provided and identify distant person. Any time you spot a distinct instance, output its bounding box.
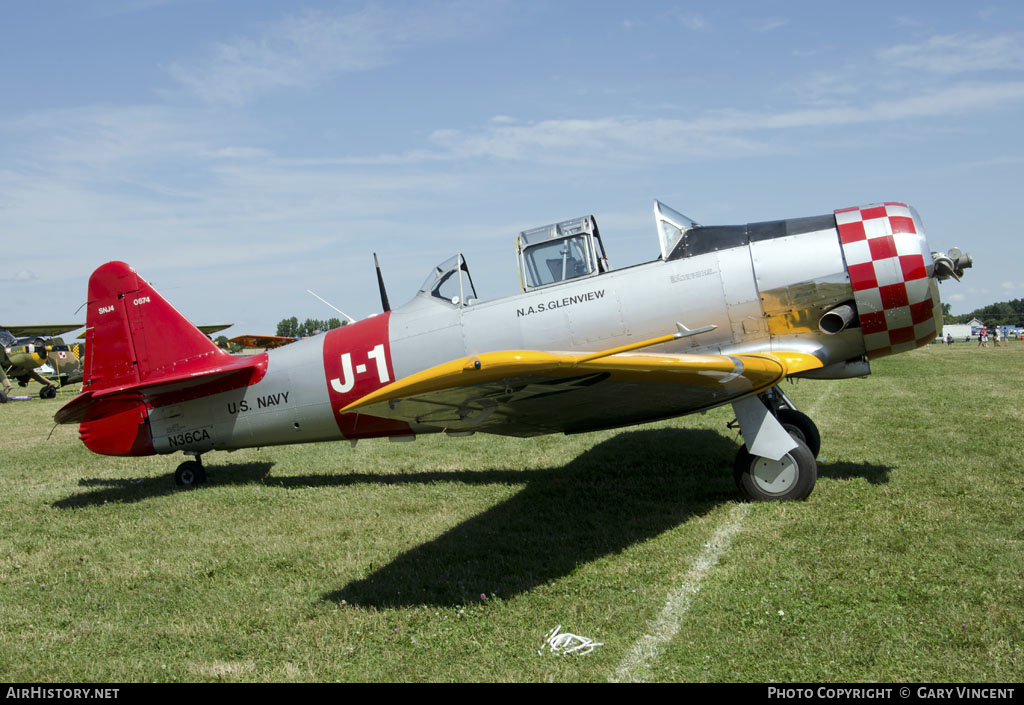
[978,328,988,348]
[993,329,1001,347]
[946,333,953,345]
[0,365,12,397]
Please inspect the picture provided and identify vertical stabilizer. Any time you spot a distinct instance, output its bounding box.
[84,261,228,390]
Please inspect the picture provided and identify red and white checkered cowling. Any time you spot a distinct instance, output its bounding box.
[835,203,941,359]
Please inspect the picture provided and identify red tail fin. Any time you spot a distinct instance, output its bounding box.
[84,261,227,388]
[57,263,266,454]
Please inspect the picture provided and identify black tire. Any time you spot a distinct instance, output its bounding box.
[734,436,817,501]
[39,385,57,400]
[776,408,821,458]
[174,461,207,487]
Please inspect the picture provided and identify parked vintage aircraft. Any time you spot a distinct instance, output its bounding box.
[55,201,970,500]
[228,334,296,350]
[2,324,84,399]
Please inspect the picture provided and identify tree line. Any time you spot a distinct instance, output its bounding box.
[276,317,346,338]
[946,298,1024,327]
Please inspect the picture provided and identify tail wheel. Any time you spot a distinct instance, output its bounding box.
[776,408,821,458]
[174,460,207,488]
[734,437,817,501]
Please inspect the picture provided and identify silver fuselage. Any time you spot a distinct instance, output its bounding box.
[146,209,938,455]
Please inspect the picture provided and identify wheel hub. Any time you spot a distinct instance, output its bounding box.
[751,453,798,496]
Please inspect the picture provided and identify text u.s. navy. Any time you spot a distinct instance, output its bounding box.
[226,391,291,415]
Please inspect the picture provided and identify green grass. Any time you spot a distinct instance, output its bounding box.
[1,341,1022,682]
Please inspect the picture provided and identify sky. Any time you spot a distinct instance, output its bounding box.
[2,0,1022,336]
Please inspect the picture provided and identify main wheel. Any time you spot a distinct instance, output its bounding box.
[174,460,207,488]
[776,408,821,457]
[734,437,817,501]
[39,385,57,400]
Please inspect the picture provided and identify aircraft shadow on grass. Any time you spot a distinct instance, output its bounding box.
[319,430,891,609]
[53,427,889,607]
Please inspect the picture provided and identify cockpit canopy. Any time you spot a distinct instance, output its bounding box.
[418,254,478,306]
[417,201,695,306]
[516,215,609,292]
[654,200,699,260]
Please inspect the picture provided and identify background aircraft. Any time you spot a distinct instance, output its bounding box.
[228,334,295,350]
[196,324,233,337]
[54,201,969,501]
[1,324,83,399]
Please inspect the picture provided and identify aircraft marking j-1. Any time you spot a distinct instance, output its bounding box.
[55,201,971,500]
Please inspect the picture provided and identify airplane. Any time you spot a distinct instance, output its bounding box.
[0,322,230,402]
[54,200,971,501]
[2,324,84,399]
[228,334,296,350]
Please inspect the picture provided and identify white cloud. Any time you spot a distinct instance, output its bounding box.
[427,116,774,164]
[0,270,38,283]
[202,147,274,160]
[166,4,479,105]
[673,12,708,31]
[749,18,788,33]
[878,33,1024,74]
[4,104,211,177]
[412,80,1024,166]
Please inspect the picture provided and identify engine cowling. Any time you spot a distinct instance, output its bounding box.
[835,203,945,360]
[7,338,49,368]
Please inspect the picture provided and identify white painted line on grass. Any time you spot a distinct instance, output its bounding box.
[804,382,836,419]
[609,502,750,683]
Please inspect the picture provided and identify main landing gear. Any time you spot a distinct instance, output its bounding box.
[174,454,207,488]
[733,437,817,501]
[730,388,821,502]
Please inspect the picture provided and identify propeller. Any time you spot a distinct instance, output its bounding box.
[932,248,973,282]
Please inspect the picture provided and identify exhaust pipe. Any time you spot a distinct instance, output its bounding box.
[819,302,857,335]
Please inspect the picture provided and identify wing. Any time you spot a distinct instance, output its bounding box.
[3,324,83,337]
[341,346,823,437]
[229,335,296,349]
[197,324,233,336]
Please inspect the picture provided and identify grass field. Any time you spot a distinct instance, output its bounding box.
[1,342,1022,682]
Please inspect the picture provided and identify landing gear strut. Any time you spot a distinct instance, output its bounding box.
[174,455,207,488]
[758,387,821,457]
[730,388,822,501]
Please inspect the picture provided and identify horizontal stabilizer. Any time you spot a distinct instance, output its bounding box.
[55,355,267,424]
